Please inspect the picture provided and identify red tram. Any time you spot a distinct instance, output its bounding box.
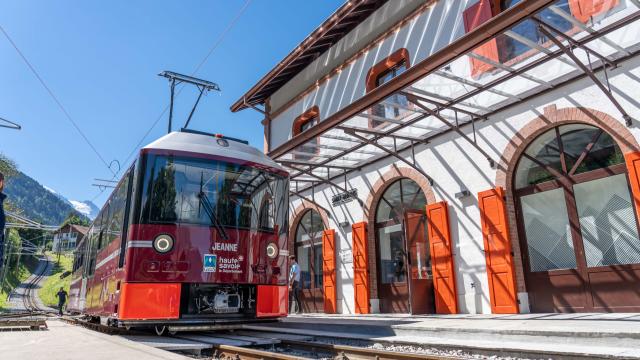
[67,129,290,334]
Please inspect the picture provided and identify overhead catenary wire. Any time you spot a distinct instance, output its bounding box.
[0,24,116,176]
[117,0,253,177]
[88,0,252,203]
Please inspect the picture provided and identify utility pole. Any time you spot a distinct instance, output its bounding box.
[1,237,12,292]
[15,233,20,272]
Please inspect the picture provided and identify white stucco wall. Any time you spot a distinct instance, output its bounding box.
[289,53,640,314]
[275,0,640,314]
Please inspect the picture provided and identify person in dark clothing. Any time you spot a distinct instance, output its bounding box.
[56,287,68,316]
[0,172,6,269]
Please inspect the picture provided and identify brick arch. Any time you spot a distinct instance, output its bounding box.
[288,200,330,255]
[494,105,640,294]
[362,165,436,303]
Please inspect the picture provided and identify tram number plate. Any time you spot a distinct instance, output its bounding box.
[332,189,358,206]
[204,254,217,272]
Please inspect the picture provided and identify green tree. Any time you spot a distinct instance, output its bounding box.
[0,153,17,178]
[61,212,90,227]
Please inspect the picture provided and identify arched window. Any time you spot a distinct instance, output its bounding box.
[376,178,427,224]
[366,48,410,129]
[294,209,324,312]
[292,106,319,160]
[514,123,640,312]
[374,178,429,313]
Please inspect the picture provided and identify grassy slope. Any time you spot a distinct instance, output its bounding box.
[39,253,73,308]
[0,256,38,310]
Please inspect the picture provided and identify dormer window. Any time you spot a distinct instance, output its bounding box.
[292,106,320,160]
[366,48,410,129]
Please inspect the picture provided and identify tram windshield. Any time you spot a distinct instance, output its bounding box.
[141,154,288,232]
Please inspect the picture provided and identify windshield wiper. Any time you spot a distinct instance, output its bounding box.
[198,173,229,240]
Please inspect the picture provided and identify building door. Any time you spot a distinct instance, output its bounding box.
[375,178,430,314]
[514,124,640,312]
[405,211,435,314]
[294,210,324,313]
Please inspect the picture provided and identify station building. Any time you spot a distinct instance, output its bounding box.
[232,0,640,314]
[52,224,88,252]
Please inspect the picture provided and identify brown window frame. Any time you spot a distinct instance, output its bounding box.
[292,106,320,160]
[365,48,411,93]
[365,48,411,129]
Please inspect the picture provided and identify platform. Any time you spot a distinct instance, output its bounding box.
[245,313,640,358]
[0,320,190,360]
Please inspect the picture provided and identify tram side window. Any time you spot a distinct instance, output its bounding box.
[258,196,274,231]
[87,208,107,276]
[107,176,130,246]
[84,225,96,276]
[97,203,110,251]
[72,240,86,272]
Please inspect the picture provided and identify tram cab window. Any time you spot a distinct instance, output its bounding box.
[141,155,287,232]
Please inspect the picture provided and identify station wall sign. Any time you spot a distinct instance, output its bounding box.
[332,189,358,207]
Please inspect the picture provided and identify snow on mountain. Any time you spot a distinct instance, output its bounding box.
[69,200,99,220]
[43,185,58,195]
[43,185,99,220]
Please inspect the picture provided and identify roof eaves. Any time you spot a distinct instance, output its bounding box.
[231,0,388,113]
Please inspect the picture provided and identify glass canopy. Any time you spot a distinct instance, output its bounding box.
[273,0,640,195]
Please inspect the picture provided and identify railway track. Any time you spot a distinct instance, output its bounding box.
[59,317,461,359]
[21,255,51,313]
[0,256,51,331]
[212,339,460,360]
[55,318,612,360]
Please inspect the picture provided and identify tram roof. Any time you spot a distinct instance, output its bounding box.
[143,131,288,174]
[265,0,640,195]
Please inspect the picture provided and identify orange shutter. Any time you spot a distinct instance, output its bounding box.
[351,222,370,314]
[478,187,519,314]
[625,152,640,225]
[426,202,458,314]
[322,229,337,314]
[568,0,619,23]
[463,0,500,78]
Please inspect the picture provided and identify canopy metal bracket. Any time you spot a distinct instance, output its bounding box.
[536,23,633,126]
[290,163,363,205]
[344,128,433,185]
[405,94,496,168]
[289,190,333,214]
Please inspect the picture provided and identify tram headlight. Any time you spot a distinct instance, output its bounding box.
[153,234,174,254]
[266,242,278,259]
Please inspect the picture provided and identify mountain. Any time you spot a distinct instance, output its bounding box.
[68,200,99,219]
[41,185,99,220]
[4,170,91,226]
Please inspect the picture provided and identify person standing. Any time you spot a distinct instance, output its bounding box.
[56,287,68,316]
[0,172,6,269]
[288,255,302,314]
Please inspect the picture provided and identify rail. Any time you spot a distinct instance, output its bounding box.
[21,256,50,312]
[212,339,460,360]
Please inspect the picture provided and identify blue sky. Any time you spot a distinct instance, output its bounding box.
[0,0,342,206]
